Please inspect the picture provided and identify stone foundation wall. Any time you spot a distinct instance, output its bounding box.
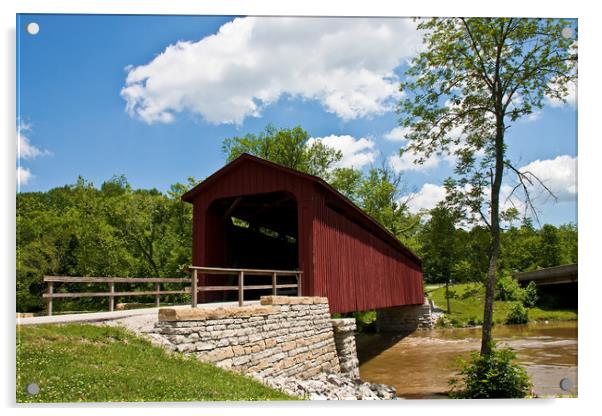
[153,296,343,379]
[376,297,439,332]
[331,318,360,379]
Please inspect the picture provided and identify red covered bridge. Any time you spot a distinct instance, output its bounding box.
[182,154,423,314]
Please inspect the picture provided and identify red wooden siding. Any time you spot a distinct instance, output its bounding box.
[183,154,423,313]
[312,203,423,314]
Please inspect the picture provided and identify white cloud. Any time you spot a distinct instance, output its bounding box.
[405,183,447,213]
[17,166,33,187]
[308,135,377,169]
[388,150,441,173]
[16,121,50,188]
[121,17,423,125]
[517,155,577,202]
[17,130,48,159]
[383,126,411,142]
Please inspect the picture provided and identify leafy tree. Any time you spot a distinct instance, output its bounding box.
[329,167,363,204]
[398,18,577,355]
[420,206,459,312]
[454,225,491,282]
[222,124,341,179]
[522,281,539,308]
[500,221,540,272]
[538,224,561,268]
[557,223,578,264]
[357,164,420,243]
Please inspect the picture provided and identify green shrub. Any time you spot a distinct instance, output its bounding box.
[506,302,529,324]
[434,315,450,328]
[435,315,453,328]
[353,310,376,332]
[449,317,462,327]
[495,273,524,301]
[522,281,539,308]
[449,344,532,398]
[467,315,483,326]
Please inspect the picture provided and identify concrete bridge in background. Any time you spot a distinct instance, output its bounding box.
[514,264,578,287]
[514,264,577,309]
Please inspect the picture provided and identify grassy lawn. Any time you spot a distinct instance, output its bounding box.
[429,283,577,327]
[16,324,296,403]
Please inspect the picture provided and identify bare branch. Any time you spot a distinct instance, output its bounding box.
[503,161,558,226]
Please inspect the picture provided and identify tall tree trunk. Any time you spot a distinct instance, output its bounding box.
[480,116,505,357]
[445,280,451,313]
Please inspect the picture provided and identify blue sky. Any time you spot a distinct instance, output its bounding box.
[16,14,577,226]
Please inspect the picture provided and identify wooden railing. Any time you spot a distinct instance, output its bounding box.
[43,276,191,316]
[188,266,302,307]
[42,267,303,315]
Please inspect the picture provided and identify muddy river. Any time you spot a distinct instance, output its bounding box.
[356,321,577,399]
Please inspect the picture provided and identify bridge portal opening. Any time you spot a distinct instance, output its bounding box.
[205,191,299,301]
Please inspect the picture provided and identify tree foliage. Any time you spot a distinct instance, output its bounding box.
[419,206,459,284]
[222,124,341,180]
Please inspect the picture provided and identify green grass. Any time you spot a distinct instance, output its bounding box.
[16,324,296,403]
[429,283,577,327]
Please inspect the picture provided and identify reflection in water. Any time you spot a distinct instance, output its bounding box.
[356,321,577,399]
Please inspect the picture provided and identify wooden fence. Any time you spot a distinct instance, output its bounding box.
[43,267,302,315]
[42,276,191,316]
[188,266,302,307]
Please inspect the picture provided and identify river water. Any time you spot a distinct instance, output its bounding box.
[356,321,577,399]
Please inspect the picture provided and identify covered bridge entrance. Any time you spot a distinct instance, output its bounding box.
[182,154,424,314]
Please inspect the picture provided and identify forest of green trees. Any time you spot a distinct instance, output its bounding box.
[16,126,577,313]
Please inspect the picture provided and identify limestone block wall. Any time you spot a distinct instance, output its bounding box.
[331,318,360,379]
[154,296,342,379]
[375,297,438,332]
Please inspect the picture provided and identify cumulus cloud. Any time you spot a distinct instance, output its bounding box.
[18,130,48,160]
[405,183,447,213]
[308,135,377,169]
[383,126,412,142]
[17,166,33,187]
[121,17,422,125]
[16,121,50,187]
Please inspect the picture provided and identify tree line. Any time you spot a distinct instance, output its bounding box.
[16,125,576,313]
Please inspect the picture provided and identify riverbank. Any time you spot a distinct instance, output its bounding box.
[428,283,577,327]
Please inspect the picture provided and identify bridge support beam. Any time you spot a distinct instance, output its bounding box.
[375,298,439,332]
